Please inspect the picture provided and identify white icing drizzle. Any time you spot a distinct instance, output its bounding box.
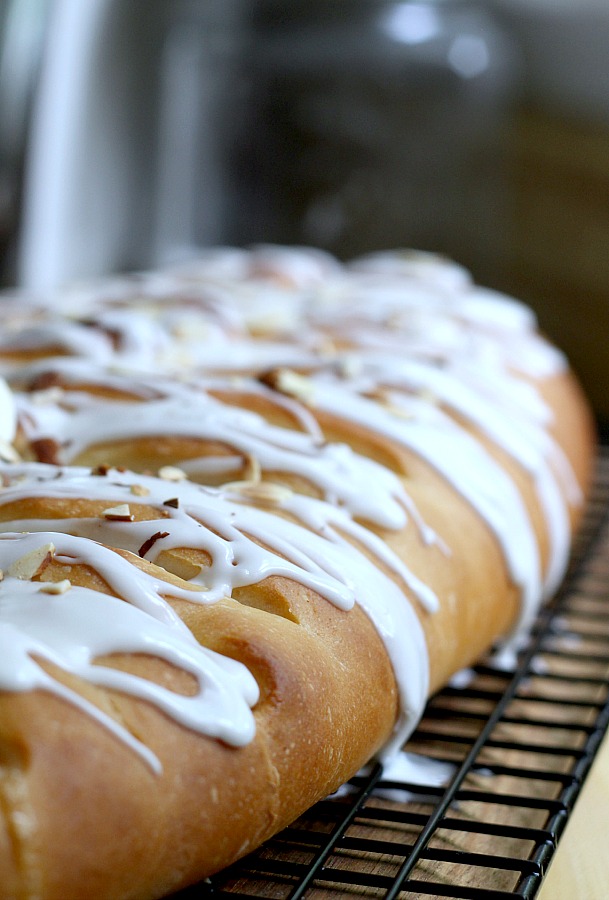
[0,531,260,772]
[0,319,114,361]
[0,460,437,616]
[0,244,587,771]
[305,352,577,598]
[0,463,430,758]
[290,380,544,635]
[380,750,456,790]
[15,367,413,532]
[346,248,473,291]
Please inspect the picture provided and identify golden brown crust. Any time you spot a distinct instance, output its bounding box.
[0,251,597,899]
[0,564,398,898]
[0,365,594,896]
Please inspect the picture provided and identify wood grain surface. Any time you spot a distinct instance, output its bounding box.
[538,727,609,900]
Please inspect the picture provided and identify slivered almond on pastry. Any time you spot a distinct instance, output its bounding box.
[102,504,135,522]
[275,368,316,404]
[39,579,72,594]
[224,480,293,506]
[8,542,55,579]
[130,483,151,497]
[158,465,187,482]
[0,440,20,463]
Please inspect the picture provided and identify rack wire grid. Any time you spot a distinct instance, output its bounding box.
[173,447,609,900]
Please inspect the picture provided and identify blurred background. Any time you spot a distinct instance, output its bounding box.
[0,0,608,420]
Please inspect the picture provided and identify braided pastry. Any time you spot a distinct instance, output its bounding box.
[0,246,595,899]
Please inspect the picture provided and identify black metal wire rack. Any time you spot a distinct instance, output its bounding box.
[174,448,609,900]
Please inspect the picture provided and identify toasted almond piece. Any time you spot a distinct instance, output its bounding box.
[31,386,65,405]
[224,480,293,507]
[417,387,439,406]
[0,440,21,463]
[102,503,135,522]
[243,453,261,484]
[337,355,362,379]
[158,466,187,482]
[8,543,55,580]
[91,465,110,476]
[385,404,415,420]
[130,484,151,497]
[39,579,72,595]
[275,369,316,405]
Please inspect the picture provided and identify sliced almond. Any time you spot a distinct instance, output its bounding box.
[130,483,151,497]
[8,543,55,580]
[365,387,415,420]
[102,503,134,522]
[316,337,338,357]
[39,579,71,595]
[224,481,293,507]
[275,369,316,405]
[0,441,21,463]
[385,404,415,420]
[31,386,64,405]
[242,453,261,484]
[337,355,362,380]
[417,387,439,406]
[158,466,187,482]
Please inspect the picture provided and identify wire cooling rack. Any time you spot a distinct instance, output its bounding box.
[174,448,609,900]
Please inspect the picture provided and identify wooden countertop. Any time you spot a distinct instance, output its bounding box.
[538,726,609,900]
